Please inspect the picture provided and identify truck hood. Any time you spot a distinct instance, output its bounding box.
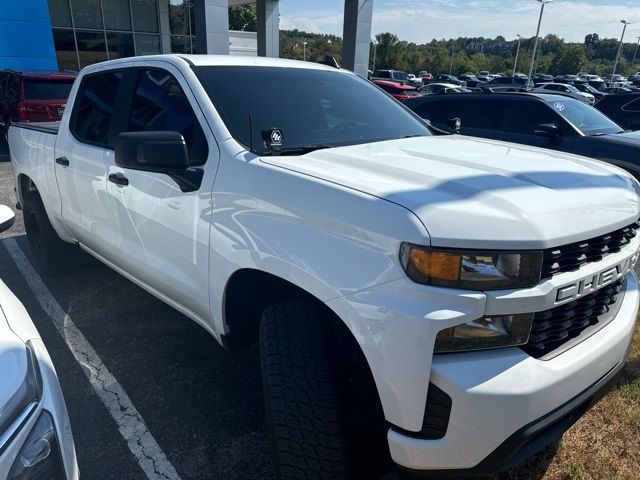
[262,136,640,249]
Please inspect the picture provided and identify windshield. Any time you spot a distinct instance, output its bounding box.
[544,97,623,135]
[565,84,580,93]
[194,66,431,155]
[23,80,74,100]
[393,71,409,81]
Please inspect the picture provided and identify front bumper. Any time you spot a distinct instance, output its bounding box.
[0,338,78,480]
[388,271,638,473]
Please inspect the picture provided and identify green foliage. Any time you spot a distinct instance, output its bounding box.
[229,4,256,32]
[550,45,587,75]
[286,30,639,77]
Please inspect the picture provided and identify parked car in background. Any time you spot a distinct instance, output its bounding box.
[418,71,432,81]
[488,76,534,89]
[533,73,554,85]
[582,75,605,89]
[533,83,595,104]
[555,74,587,85]
[372,79,422,101]
[0,70,76,137]
[595,92,640,131]
[406,92,640,178]
[629,72,640,85]
[426,74,467,86]
[573,83,607,101]
[406,74,424,87]
[604,74,628,87]
[418,83,470,95]
[0,205,79,479]
[371,69,410,84]
[458,74,485,87]
[600,86,633,94]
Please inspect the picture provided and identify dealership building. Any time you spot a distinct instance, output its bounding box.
[0,0,373,76]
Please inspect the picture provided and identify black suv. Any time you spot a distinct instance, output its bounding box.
[406,92,640,178]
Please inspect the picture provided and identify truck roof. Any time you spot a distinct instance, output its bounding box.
[80,54,345,74]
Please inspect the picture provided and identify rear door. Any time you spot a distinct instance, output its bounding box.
[104,65,218,321]
[54,69,127,258]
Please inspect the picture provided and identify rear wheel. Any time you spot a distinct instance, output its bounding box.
[22,191,76,275]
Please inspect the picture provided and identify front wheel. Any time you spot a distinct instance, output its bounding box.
[22,192,76,275]
[260,300,348,480]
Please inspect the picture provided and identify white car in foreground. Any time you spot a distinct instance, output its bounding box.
[534,82,596,104]
[0,205,78,479]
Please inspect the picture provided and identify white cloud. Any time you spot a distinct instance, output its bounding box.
[280,2,640,43]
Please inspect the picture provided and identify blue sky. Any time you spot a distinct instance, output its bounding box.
[279,1,640,43]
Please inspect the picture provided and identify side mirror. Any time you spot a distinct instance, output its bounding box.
[534,123,561,137]
[115,131,203,193]
[115,131,190,172]
[448,117,461,134]
[0,205,15,233]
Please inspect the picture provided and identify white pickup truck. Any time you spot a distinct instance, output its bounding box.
[8,55,640,479]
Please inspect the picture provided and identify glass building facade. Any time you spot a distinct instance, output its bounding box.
[47,0,198,70]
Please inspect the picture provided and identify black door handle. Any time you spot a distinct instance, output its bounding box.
[108,173,129,186]
[55,156,69,166]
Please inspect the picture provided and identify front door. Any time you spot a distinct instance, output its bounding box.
[104,66,218,322]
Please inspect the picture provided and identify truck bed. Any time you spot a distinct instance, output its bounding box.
[12,121,60,135]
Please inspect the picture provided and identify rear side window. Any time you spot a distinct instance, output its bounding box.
[127,69,208,165]
[23,80,74,100]
[71,71,123,148]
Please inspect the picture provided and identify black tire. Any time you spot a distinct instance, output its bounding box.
[260,300,348,480]
[22,191,76,275]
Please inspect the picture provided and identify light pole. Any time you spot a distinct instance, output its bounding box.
[631,36,640,70]
[527,0,554,88]
[513,34,522,76]
[372,39,378,72]
[303,39,308,61]
[611,20,631,83]
[449,41,455,75]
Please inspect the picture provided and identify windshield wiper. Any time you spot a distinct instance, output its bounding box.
[262,144,333,156]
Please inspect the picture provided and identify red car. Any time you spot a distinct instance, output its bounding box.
[371,79,422,102]
[0,70,77,135]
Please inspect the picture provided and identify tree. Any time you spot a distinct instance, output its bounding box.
[229,4,256,31]
[551,45,587,75]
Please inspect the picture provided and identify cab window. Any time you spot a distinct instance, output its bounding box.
[127,69,208,165]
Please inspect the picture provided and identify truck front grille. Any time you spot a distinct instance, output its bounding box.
[523,280,624,359]
[541,221,639,279]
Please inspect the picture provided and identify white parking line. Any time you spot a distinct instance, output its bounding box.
[3,238,182,480]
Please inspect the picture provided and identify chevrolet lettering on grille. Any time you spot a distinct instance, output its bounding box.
[555,249,639,303]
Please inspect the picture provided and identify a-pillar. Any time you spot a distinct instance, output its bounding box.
[194,0,230,55]
[342,0,373,77]
[257,0,279,57]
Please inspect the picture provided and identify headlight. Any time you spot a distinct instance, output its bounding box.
[435,313,534,353]
[400,243,542,290]
[8,411,65,480]
[0,341,42,448]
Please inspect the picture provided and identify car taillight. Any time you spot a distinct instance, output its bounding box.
[17,100,29,122]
